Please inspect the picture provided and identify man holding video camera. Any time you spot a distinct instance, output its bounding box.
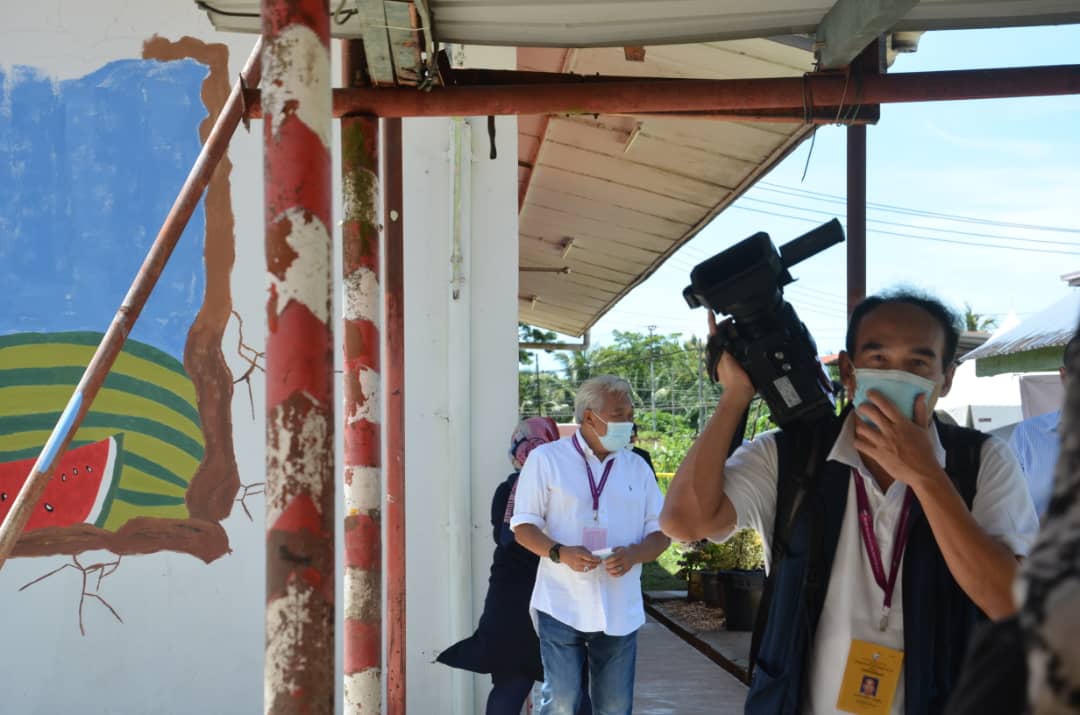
[660,291,1038,715]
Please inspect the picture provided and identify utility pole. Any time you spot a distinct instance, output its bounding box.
[697,342,705,434]
[534,355,542,416]
[647,325,657,432]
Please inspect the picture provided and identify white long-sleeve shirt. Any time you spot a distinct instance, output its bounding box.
[511,431,664,636]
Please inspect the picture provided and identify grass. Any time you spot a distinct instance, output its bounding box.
[641,542,687,592]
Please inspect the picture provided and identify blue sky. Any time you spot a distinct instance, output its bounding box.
[538,23,1080,369]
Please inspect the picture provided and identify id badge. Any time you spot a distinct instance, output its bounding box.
[581,527,607,552]
[836,639,904,715]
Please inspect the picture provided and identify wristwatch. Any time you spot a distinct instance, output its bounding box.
[548,543,562,563]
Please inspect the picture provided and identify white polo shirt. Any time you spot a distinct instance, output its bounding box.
[719,414,1039,715]
[510,431,664,637]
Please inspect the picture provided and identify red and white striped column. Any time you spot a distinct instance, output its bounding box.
[261,1,334,713]
[341,104,382,710]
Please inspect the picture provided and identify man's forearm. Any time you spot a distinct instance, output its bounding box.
[912,472,1019,620]
[514,523,556,559]
[660,393,749,540]
[632,530,671,564]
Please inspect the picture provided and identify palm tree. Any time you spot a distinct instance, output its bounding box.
[963,303,998,333]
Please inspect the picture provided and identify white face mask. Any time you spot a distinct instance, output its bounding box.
[853,368,939,424]
[591,413,634,452]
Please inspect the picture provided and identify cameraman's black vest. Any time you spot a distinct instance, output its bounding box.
[746,415,989,715]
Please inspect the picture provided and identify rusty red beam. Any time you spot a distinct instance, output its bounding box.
[262,1,335,713]
[341,39,383,715]
[0,38,264,572]
[243,64,1080,118]
[382,116,407,715]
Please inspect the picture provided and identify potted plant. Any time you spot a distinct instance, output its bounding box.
[676,540,731,608]
[716,529,766,631]
[675,540,713,603]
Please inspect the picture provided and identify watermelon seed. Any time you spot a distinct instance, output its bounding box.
[61,474,67,482]
[1,492,6,501]
[44,503,54,512]
[72,467,78,476]
[86,465,93,473]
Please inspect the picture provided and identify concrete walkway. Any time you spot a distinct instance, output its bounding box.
[633,616,748,714]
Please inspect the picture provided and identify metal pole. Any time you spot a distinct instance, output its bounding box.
[847,124,867,318]
[535,357,542,416]
[698,345,706,433]
[382,116,407,715]
[341,41,382,714]
[0,39,263,572]
[648,325,657,432]
[262,1,334,713]
[242,64,1080,119]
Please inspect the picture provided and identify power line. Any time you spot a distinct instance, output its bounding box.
[729,204,1080,257]
[741,195,1080,250]
[757,181,1080,235]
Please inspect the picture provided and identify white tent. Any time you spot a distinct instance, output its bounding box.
[961,290,1080,376]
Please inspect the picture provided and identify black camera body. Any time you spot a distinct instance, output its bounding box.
[683,219,844,427]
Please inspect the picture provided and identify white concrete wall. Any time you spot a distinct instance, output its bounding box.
[401,100,520,712]
[0,3,268,714]
[0,3,520,713]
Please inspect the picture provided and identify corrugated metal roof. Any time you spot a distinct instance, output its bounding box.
[517,40,814,336]
[961,292,1080,363]
[430,0,1080,47]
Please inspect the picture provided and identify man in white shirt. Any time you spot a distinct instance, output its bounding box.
[660,291,1039,715]
[512,375,670,715]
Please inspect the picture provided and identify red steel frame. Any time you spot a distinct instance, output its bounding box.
[382,116,407,715]
[242,63,1080,118]
[262,0,335,713]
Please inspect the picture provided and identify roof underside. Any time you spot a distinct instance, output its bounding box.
[516,41,814,336]
[430,0,1080,47]
[198,0,1080,335]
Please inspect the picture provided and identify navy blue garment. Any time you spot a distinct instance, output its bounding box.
[746,417,988,715]
[437,472,544,682]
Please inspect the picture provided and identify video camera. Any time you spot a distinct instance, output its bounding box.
[683,219,845,428]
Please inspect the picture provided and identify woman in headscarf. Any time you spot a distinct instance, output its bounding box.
[438,417,571,714]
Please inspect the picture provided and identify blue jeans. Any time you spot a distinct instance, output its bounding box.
[537,611,637,715]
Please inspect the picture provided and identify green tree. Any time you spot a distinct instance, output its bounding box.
[518,323,557,365]
[963,303,998,332]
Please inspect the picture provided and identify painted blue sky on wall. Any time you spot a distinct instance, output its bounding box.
[0,59,209,361]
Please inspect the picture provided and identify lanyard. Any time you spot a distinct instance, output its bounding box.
[571,434,614,520]
[851,468,915,632]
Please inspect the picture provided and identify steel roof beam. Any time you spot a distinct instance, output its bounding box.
[816,0,920,69]
[241,64,1079,118]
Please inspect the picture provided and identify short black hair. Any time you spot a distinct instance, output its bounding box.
[846,289,962,368]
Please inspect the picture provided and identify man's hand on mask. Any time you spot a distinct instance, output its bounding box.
[853,390,944,488]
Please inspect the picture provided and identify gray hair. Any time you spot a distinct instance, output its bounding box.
[574,375,632,424]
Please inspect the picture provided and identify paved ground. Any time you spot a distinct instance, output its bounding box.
[633,616,748,715]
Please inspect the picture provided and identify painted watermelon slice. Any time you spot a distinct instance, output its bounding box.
[0,435,122,531]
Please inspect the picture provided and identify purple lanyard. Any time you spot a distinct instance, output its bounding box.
[572,434,614,519]
[851,468,915,631]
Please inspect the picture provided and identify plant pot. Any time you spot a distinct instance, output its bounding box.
[701,569,724,609]
[719,568,765,631]
[686,570,705,602]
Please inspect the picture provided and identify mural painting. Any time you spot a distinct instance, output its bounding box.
[0,35,244,592]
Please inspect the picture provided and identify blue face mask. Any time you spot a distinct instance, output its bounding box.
[591,413,634,453]
[853,368,939,424]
